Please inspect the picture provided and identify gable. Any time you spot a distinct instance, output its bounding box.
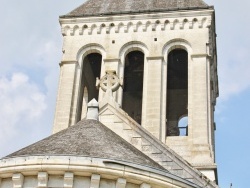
[99,98,218,188]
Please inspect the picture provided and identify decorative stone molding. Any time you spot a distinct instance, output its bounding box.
[90,174,100,188]
[119,41,149,61]
[146,56,164,61]
[116,178,126,188]
[59,61,78,66]
[0,156,215,188]
[37,172,48,188]
[191,54,209,58]
[12,173,24,188]
[76,43,106,67]
[64,172,74,188]
[61,16,210,36]
[162,39,193,61]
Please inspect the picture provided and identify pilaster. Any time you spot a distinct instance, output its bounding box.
[143,56,163,139]
[90,174,100,188]
[140,183,151,188]
[116,178,126,188]
[53,61,77,133]
[37,172,48,188]
[190,54,209,145]
[64,172,74,188]
[189,54,213,165]
[12,173,24,188]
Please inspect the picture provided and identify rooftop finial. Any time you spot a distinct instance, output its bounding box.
[86,99,99,120]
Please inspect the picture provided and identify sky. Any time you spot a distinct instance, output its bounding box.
[0,0,249,187]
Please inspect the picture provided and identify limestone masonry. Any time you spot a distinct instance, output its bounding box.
[0,0,219,188]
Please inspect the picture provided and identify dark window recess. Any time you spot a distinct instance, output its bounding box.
[122,51,144,124]
[166,49,188,136]
[76,53,102,122]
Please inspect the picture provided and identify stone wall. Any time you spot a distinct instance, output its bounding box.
[0,156,198,188]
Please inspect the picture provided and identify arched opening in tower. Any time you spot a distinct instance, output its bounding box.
[166,49,188,136]
[77,53,102,121]
[122,51,144,124]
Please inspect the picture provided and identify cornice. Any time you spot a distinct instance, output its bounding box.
[59,9,214,24]
[59,10,213,36]
[59,60,77,66]
[0,156,200,188]
[103,58,120,63]
[191,54,210,58]
[146,56,164,61]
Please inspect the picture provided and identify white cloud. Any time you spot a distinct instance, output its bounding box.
[205,0,250,101]
[218,46,250,101]
[0,0,85,158]
[0,73,47,156]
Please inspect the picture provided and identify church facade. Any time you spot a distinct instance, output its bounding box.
[0,0,219,188]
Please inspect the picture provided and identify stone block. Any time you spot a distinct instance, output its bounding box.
[116,178,126,188]
[12,173,24,188]
[140,183,151,188]
[37,172,48,188]
[64,172,74,188]
[90,174,100,188]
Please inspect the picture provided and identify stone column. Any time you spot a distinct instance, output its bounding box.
[81,87,88,119]
[90,174,100,188]
[142,56,163,139]
[12,173,24,188]
[53,61,77,134]
[116,178,126,188]
[190,54,213,164]
[64,172,74,188]
[37,172,48,188]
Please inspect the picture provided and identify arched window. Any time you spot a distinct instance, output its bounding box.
[122,51,144,124]
[77,53,102,121]
[166,49,188,136]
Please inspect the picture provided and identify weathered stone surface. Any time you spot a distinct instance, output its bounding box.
[4,120,164,170]
[99,101,218,187]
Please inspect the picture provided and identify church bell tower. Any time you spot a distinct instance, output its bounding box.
[54,0,218,183]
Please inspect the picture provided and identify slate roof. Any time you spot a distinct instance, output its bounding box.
[4,119,164,170]
[62,0,210,18]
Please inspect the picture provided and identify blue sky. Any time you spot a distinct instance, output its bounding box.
[0,0,249,187]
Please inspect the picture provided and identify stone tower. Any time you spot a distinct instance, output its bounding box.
[0,1,220,187]
[53,0,218,184]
